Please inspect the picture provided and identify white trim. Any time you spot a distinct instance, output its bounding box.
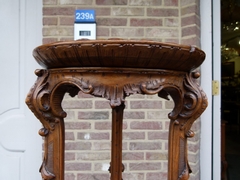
[200,0,213,179]
[212,1,222,179]
[200,0,221,179]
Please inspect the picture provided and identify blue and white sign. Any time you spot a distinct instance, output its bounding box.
[75,9,95,23]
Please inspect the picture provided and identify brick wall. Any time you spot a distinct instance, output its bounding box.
[42,0,201,180]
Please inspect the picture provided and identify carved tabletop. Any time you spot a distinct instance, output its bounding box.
[26,39,207,180]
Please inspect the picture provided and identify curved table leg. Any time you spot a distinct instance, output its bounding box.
[39,121,65,180]
[168,119,192,180]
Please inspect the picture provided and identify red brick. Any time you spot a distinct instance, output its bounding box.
[60,0,93,5]
[96,27,110,37]
[78,111,109,119]
[43,17,58,25]
[180,0,196,7]
[130,162,161,170]
[65,162,91,171]
[129,0,162,6]
[130,121,162,130]
[130,18,163,27]
[65,173,75,180]
[43,7,76,16]
[188,163,199,177]
[182,26,200,37]
[147,110,170,119]
[123,111,145,119]
[60,37,74,41]
[165,100,174,109]
[97,18,127,26]
[122,173,144,179]
[92,142,110,150]
[163,161,168,171]
[62,100,93,109]
[129,142,162,150]
[65,122,91,129]
[188,142,200,152]
[96,0,127,5]
[188,153,200,164]
[94,121,127,130]
[165,38,180,44]
[146,172,168,180]
[65,142,91,150]
[148,131,168,140]
[112,7,144,16]
[65,152,75,161]
[181,36,200,47]
[65,132,75,140]
[130,100,162,109]
[60,17,75,25]
[95,8,111,16]
[94,163,111,171]
[123,132,145,140]
[76,152,110,161]
[181,5,199,16]
[94,121,111,130]
[122,152,144,160]
[77,173,110,180]
[147,8,178,17]
[191,120,200,131]
[145,28,179,38]
[164,0,178,6]
[181,15,200,27]
[165,121,170,128]
[146,152,168,160]
[77,132,110,140]
[42,38,58,44]
[164,18,179,27]
[43,27,73,36]
[165,141,168,150]
[64,110,75,120]
[93,142,128,150]
[95,100,111,109]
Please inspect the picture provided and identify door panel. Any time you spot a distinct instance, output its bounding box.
[0,115,26,151]
[0,150,23,180]
[0,0,42,179]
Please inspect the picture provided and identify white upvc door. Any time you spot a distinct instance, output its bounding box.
[0,0,42,179]
[200,0,221,180]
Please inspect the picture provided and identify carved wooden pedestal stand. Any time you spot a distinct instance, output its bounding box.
[26,40,207,180]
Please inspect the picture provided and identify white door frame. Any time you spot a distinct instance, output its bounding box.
[200,0,221,179]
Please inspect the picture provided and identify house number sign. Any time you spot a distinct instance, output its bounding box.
[75,9,95,23]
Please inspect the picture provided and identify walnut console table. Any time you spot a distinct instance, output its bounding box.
[26,39,207,180]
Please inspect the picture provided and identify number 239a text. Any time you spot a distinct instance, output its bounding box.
[76,12,94,20]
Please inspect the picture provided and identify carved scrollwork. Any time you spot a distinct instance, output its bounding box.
[178,72,208,135]
[178,162,192,180]
[141,79,163,95]
[40,160,55,180]
[39,128,49,136]
[71,77,94,94]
